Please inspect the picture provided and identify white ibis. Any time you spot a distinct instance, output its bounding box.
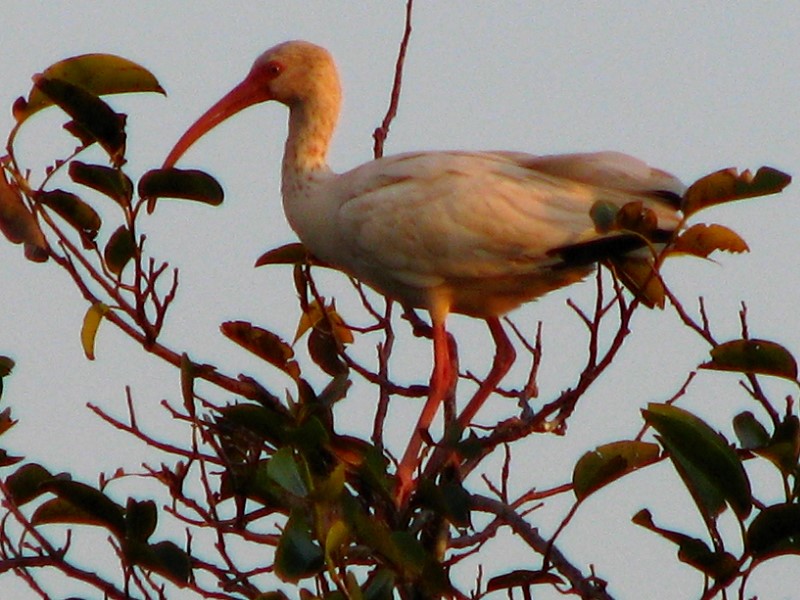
[163,41,684,504]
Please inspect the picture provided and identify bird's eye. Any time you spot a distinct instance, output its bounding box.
[264,60,283,78]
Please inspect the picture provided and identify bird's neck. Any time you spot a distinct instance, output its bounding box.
[281,97,338,195]
[280,96,341,257]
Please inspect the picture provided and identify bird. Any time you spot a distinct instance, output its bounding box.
[162,40,685,505]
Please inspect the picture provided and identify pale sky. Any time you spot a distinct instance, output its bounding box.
[2,3,799,599]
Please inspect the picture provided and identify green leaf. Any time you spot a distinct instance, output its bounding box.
[81,302,109,360]
[288,416,330,457]
[36,189,101,243]
[363,569,396,600]
[216,402,288,445]
[139,168,223,210]
[274,511,324,582]
[589,200,619,233]
[643,403,752,519]
[36,480,125,536]
[0,169,48,262]
[672,223,749,258]
[5,463,54,505]
[747,503,800,558]
[573,440,660,500]
[388,531,428,577]
[313,463,346,502]
[682,166,792,216]
[33,77,127,165]
[344,572,365,600]
[221,321,300,379]
[701,339,798,382]
[69,161,133,207]
[255,242,313,267]
[732,411,770,450]
[267,447,309,497]
[104,225,136,276]
[14,54,165,123]
[125,498,157,543]
[324,519,350,568]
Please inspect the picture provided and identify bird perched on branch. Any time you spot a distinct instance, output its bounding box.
[162,40,684,505]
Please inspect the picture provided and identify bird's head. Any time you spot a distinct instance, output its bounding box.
[163,40,340,168]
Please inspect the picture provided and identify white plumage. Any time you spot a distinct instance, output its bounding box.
[164,40,684,504]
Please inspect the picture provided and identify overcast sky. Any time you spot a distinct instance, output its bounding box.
[2,3,799,599]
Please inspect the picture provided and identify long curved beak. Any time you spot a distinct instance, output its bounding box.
[163,72,272,168]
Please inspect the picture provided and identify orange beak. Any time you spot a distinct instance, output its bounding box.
[163,69,272,168]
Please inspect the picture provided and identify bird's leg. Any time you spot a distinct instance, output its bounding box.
[456,317,515,429]
[395,318,455,506]
[418,317,515,487]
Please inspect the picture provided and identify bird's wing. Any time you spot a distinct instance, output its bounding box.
[328,151,682,289]
[491,150,685,202]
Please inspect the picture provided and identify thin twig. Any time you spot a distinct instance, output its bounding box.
[373,0,414,159]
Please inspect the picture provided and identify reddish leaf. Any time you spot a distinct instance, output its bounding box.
[633,509,738,582]
[615,201,659,237]
[5,463,54,506]
[0,449,23,468]
[220,321,300,379]
[682,166,791,216]
[612,256,665,309]
[33,77,127,165]
[672,223,749,258]
[0,355,14,378]
[294,300,354,345]
[104,225,136,276]
[36,189,101,243]
[139,168,223,211]
[255,242,313,267]
[0,169,48,262]
[35,480,125,536]
[69,161,133,207]
[308,327,348,377]
[0,407,17,436]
